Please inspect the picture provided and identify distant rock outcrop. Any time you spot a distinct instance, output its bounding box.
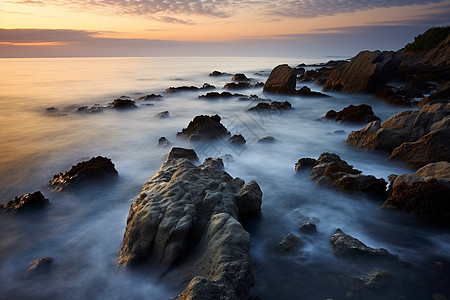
[176,115,230,142]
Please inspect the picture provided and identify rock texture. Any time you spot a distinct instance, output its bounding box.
[229,134,246,146]
[323,51,402,93]
[176,115,230,142]
[2,191,49,213]
[247,101,293,112]
[383,162,450,225]
[275,234,304,255]
[231,74,250,82]
[166,84,215,92]
[298,153,387,199]
[119,148,262,299]
[325,104,380,124]
[263,64,297,94]
[24,257,54,278]
[199,92,245,99]
[48,156,118,191]
[108,99,137,109]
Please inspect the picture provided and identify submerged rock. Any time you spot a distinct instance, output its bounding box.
[24,257,54,278]
[199,92,246,99]
[275,234,304,255]
[118,147,262,299]
[297,86,329,97]
[48,156,118,191]
[138,94,163,100]
[156,111,169,118]
[257,136,276,144]
[166,83,215,92]
[298,222,318,234]
[247,101,293,112]
[2,191,49,213]
[176,115,230,142]
[156,137,171,148]
[108,99,137,109]
[223,82,250,89]
[325,104,380,124]
[263,64,297,94]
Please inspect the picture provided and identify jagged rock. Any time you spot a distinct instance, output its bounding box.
[118,148,262,299]
[166,84,215,92]
[156,111,169,118]
[330,229,399,261]
[263,64,297,94]
[138,94,163,100]
[166,147,199,163]
[294,158,317,173]
[231,74,250,82]
[247,101,293,112]
[325,104,380,124]
[257,136,275,144]
[2,191,49,213]
[175,276,237,300]
[235,181,262,218]
[297,86,329,97]
[223,82,250,89]
[383,162,450,225]
[275,234,304,255]
[108,99,137,109]
[157,137,171,148]
[48,156,118,191]
[176,115,230,142]
[199,92,245,99]
[298,153,387,199]
[229,134,246,146]
[298,222,318,234]
[323,50,402,93]
[299,66,339,85]
[75,105,104,113]
[419,81,450,108]
[24,257,54,278]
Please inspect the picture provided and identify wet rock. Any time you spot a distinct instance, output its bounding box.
[108,99,137,109]
[350,270,395,291]
[176,114,230,142]
[296,67,306,77]
[166,83,215,92]
[254,82,264,87]
[156,111,169,118]
[24,257,54,278]
[257,136,276,144]
[223,82,250,89]
[247,101,293,112]
[323,50,402,93]
[48,156,118,191]
[299,66,338,85]
[419,81,450,108]
[238,94,267,101]
[2,191,49,213]
[263,64,297,94]
[275,234,304,255]
[118,148,262,299]
[294,158,317,173]
[235,180,263,218]
[325,104,380,124]
[166,147,199,163]
[229,134,246,146]
[297,86,329,97]
[199,92,246,99]
[156,137,171,148]
[301,153,387,199]
[75,105,104,113]
[175,276,237,300]
[383,162,450,225]
[330,228,399,261]
[374,88,413,106]
[209,71,229,76]
[298,222,318,234]
[231,73,250,82]
[138,94,163,100]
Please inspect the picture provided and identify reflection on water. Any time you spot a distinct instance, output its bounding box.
[0,57,449,299]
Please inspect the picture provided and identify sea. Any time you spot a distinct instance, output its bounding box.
[0,57,449,299]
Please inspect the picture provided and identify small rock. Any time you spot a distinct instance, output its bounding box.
[24,257,54,278]
[139,94,163,100]
[2,191,49,213]
[176,114,230,142]
[229,134,246,146]
[295,158,317,173]
[209,71,229,76]
[198,92,245,99]
[223,82,250,89]
[157,137,171,147]
[108,99,137,109]
[235,181,263,218]
[275,234,304,255]
[166,147,199,163]
[298,222,318,234]
[156,111,169,118]
[257,136,276,144]
[247,101,293,112]
[232,73,251,82]
[325,104,380,124]
[297,86,329,97]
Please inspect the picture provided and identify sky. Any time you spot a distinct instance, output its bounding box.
[0,0,449,58]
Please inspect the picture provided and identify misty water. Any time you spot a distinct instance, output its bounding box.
[1,57,449,299]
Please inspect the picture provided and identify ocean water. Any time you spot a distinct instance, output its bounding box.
[0,57,449,299]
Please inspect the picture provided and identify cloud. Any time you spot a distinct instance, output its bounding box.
[0,28,102,43]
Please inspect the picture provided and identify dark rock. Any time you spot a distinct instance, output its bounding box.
[294,158,317,173]
[156,111,169,118]
[138,94,163,100]
[166,147,199,163]
[263,64,297,94]
[235,181,262,218]
[333,130,346,135]
[325,104,380,124]
[223,82,250,89]
[419,81,450,108]
[2,191,49,213]
[229,134,246,146]
[254,82,264,87]
[257,136,276,144]
[374,88,413,106]
[296,67,305,77]
[157,137,171,148]
[166,83,215,92]
[275,234,304,255]
[108,99,137,109]
[199,92,245,99]
[48,156,118,191]
[209,71,229,76]
[24,257,54,278]
[176,115,230,142]
[202,157,224,170]
[323,50,402,93]
[298,222,318,234]
[231,73,250,82]
[403,78,431,97]
[297,86,329,97]
[247,101,293,112]
[118,149,262,299]
[75,105,104,113]
[238,94,266,101]
[330,228,399,261]
[350,270,395,291]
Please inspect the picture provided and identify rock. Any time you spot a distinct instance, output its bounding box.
[330,228,399,261]
[48,156,118,191]
[297,86,329,97]
[304,153,387,199]
[298,222,318,234]
[275,234,304,255]
[118,148,262,299]
[175,276,237,300]
[166,147,199,163]
[2,191,49,213]
[294,158,317,173]
[403,78,431,98]
[229,134,246,146]
[46,107,59,114]
[325,104,380,124]
[296,67,305,77]
[231,74,250,82]
[374,88,413,106]
[209,71,229,76]
[166,84,215,92]
[383,162,450,225]
[138,94,163,100]
[388,128,450,168]
[263,64,297,94]
[323,50,402,93]
[223,82,250,89]
[156,111,169,118]
[176,115,231,142]
[75,105,104,113]
[419,81,450,108]
[350,270,395,291]
[157,137,171,148]
[257,136,275,144]
[299,67,338,85]
[247,101,293,112]
[235,181,262,218]
[108,99,137,109]
[24,257,54,278]
[199,92,245,99]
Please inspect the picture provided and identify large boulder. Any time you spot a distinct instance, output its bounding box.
[48,156,118,191]
[383,162,450,225]
[118,148,262,299]
[263,64,297,94]
[2,191,49,213]
[176,115,231,142]
[323,50,402,93]
[325,104,380,124]
[298,153,387,199]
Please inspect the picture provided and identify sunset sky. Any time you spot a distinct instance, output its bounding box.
[1,0,449,57]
